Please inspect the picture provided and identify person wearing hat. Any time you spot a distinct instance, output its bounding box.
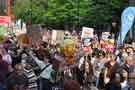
[6,64,28,90]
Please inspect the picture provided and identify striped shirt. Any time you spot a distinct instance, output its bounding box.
[24,69,38,90]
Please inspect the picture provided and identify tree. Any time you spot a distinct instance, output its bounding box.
[15,0,128,30]
[15,0,32,24]
[81,0,127,29]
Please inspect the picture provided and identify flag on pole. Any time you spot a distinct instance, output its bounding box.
[117,7,135,47]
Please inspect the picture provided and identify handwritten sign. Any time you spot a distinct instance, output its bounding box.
[81,27,94,39]
[102,32,110,40]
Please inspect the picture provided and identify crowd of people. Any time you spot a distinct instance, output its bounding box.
[0,32,135,90]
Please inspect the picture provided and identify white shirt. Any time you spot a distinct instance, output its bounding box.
[32,56,54,80]
[121,80,130,90]
[78,56,84,69]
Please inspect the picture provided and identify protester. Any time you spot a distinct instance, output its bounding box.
[92,50,105,88]
[120,67,130,90]
[104,54,121,90]
[6,64,28,90]
[0,54,9,90]
[0,30,134,90]
[29,50,54,90]
[22,59,38,90]
[1,49,12,65]
[64,80,81,90]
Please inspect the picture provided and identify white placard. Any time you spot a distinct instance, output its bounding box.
[102,32,110,40]
[81,27,94,39]
[51,30,57,43]
[51,30,64,44]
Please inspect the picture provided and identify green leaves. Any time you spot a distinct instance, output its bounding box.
[15,0,128,29]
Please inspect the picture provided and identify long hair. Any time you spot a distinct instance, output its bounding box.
[83,55,93,77]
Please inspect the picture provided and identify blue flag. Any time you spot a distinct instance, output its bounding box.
[117,7,135,47]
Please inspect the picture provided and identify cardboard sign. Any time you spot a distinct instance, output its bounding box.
[81,27,94,39]
[51,30,64,44]
[102,32,110,40]
[21,34,30,45]
[52,30,57,42]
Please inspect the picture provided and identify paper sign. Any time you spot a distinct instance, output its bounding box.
[51,30,64,44]
[81,27,94,39]
[52,30,57,42]
[102,32,110,40]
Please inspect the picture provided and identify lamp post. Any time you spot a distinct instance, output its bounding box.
[7,0,11,16]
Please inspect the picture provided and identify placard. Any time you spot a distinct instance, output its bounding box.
[102,32,110,40]
[51,30,64,44]
[81,27,94,39]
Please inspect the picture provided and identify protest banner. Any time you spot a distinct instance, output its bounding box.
[0,16,11,24]
[81,27,94,39]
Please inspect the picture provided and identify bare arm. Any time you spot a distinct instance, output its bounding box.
[104,68,110,84]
